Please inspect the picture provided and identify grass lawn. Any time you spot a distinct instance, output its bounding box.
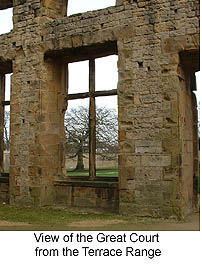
[0,204,125,229]
[0,204,199,231]
[67,167,118,177]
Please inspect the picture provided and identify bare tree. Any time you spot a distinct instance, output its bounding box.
[4,110,10,151]
[64,106,118,171]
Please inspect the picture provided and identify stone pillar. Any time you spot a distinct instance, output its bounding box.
[118,22,199,217]
[117,38,183,217]
[9,0,67,206]
[39,59,67,205]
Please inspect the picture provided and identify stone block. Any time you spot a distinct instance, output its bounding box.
[135,140,162,154]
[142,155,171,167]
[126,155,141,167]
[72,35,83,48]
[135,167,163,181]
[162,38,183,53]
[54,185,72,206]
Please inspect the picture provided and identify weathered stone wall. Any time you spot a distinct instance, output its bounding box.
[0,0,199,217]
[54,181,119,212]
[115,1,199,217]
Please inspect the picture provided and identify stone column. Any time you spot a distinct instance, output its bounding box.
[9,0,67,206]
[117,40,182,217]
[39,59,67,205]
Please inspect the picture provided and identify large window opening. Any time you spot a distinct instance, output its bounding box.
[195,71,201,195]
[4,74,10,153]
[0,73,11,175]
[65,55,118,180]
[0,8,13,35]
[179,50,200,206]
[67,0,116,16]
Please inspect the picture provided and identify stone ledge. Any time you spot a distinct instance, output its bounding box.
[54,179,118,189]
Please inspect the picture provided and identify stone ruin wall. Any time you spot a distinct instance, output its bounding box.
[0,0,200,218]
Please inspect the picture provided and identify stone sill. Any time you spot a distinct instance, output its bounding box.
[54,178,118,188]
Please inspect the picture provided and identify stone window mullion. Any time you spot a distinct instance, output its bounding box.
[89,59,96,180]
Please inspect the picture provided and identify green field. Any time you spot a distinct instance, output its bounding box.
[0,204,199,231]
[0,204,123,228]
[67,167,118,177]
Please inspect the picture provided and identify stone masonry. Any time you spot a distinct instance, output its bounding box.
[0,0,200,218]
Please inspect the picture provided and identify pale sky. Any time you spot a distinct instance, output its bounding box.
[68,0,116,15]
[68,56,118,110]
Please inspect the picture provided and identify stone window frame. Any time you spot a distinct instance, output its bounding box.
[0,75,11,175]
[65,57,118,180]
